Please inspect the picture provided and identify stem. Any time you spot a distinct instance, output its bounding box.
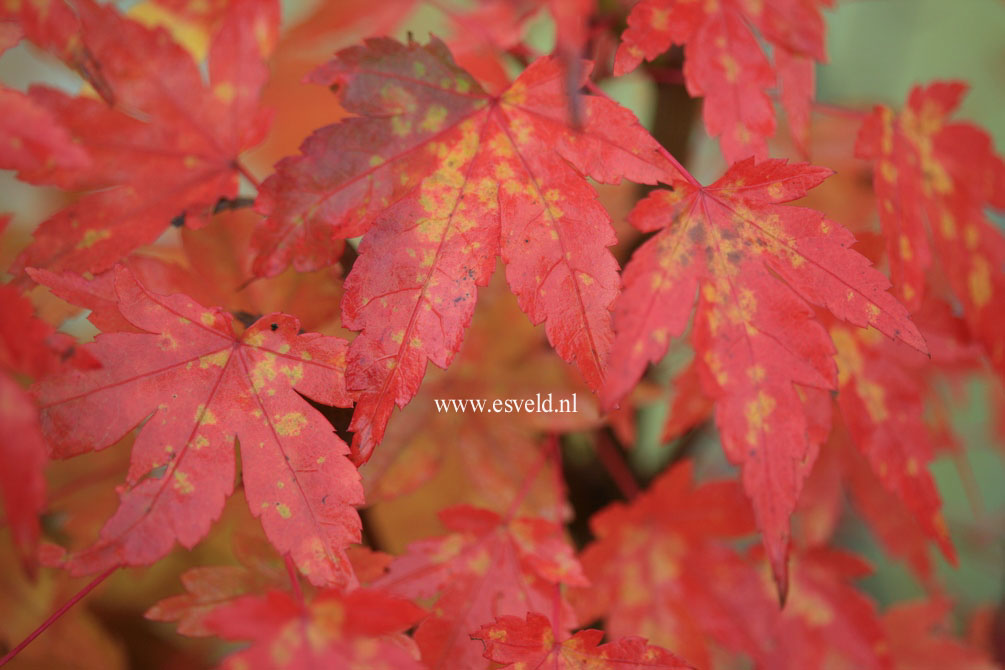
[284,554,305,610]
[0,565,118,667]
[656,143,701,188]
[594,429,640,500]
[234,160,261,191]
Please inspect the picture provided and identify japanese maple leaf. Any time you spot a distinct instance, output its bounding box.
[572,462,777,667]
[602,158,926,597]
[473,612,692,669]
[0,283,96,569]
[855,81,1005,380]
[374,504,587,669]
[30,211,348,338]
[203,588,426,670]
[614,0,833,160]
[146,535,287,636]
[5,0,277,277]
[829,321,955,565]
[33,267,363,586]
[0,24,90,175]
[253,37,673,460]
[883,599,999,670]
[767,548,890,670]
[0,374,47,570]
[838,432,942,581]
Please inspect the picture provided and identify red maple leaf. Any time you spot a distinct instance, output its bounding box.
[829,319,956,565]
[0,374,48,570]
[883,599,999,670]
[0,23,90,175]
[33,267,363,586]
[254,37,673,460]
[572,461,776,667]
[5,0,277,278]
[374,504,587,669]
[204,587,426,669]
[855,81,1005,380]
[473,611,692,669]
[767,548,890,670]
[602,158,925,597]
[0,282,96,569]
[614,0,833,160]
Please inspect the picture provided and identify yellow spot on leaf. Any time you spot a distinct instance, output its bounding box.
[195,404,217,425]
[968,256,992,309]
[898,234,912,261]
[419,104,448,132]
[651,7,669,29]
[199,350,229,369]
[744,391,777,443]
[213,81,235,103]
[274,412,307,437]
[173,471,194,494]
[76,228,111,250]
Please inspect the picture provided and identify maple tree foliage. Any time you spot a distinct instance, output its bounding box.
[614,0,832,161]
[33,266,363,586]
[601,156,925,596]
[0,0,1003,668]
[473,611,691,669]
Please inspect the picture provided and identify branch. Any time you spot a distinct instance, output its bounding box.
[0,565,118,667]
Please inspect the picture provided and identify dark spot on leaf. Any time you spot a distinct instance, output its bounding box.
[233,311,259,328]
[270,322,278,331]
[688,225,706,244]
[170,213,186,228]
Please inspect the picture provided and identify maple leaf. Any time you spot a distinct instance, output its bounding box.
[854,81,1005,379]
[203,587,426,670]
[0,23,90,175]
[30,211,348,338]
[33,267,363,586]
[254,37,672,461]
[473,612,692,669]
[883,599,999,670]
[614,0,833,161]
[829,321,955,564]
[5,0,277,278]
[0,283,97,569]
[767,548,890,670]
[572,461,775,667]
[374,504,587,669]
[602,158,926,597]
[0,373,48,570]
